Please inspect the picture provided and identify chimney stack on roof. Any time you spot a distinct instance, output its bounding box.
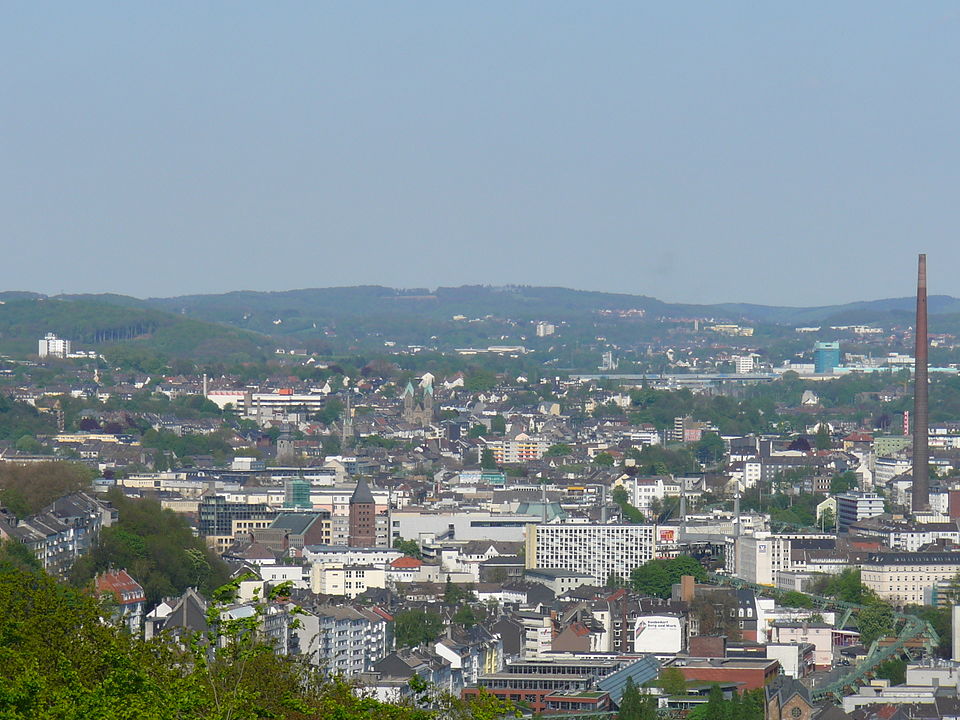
[913,253,930,512]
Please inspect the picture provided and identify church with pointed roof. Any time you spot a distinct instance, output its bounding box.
[401,375,435,427]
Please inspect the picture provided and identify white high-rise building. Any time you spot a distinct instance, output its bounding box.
[535,322,556,337]
[525,523,658,584]
[38,333,72,358]
[734,355,755,374]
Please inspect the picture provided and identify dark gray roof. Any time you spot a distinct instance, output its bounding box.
[350,478,376,505]
[270,512,322,535]
[162,588,210,636]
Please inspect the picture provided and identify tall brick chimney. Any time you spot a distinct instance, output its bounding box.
[912,253,929,512]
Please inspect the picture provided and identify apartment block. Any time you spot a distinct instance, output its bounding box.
[525,523,657,585]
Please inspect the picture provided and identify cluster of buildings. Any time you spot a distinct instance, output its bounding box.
[4,259,960,716]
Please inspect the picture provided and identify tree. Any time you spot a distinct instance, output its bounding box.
[393,537,423,559]
[480,447,497,469]
[70,490,229,604]
[14,434,44,454]
[452,605,478,628]
[0,539,42,573]
[875,658,906,685]
[593,452,615,466]
[394,609,445,648]
[545,443,571,457]
[628,444,699,475]
[691,684,728,720]
[858,599,895,645]
[695,432,726,465]
[658,667,688,695]
[0,461,94,519]
[821,568,873,604]
[444,577,476,605]
[612,485,645,524]
[0,566,447,720]
[820,506,836,531]
[830,471,858,494]
[780,590,814,609]
[489,415,506,434]
[618,676,656,720]
[815,422,832,451]
[630,556,706,599]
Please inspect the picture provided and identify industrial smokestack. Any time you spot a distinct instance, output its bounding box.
[913,253,930,512]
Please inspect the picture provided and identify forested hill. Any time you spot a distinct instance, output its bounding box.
[5,286,960,358]
[0,296,269,361]
[139,285,960,329]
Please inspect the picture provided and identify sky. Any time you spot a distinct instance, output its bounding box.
[2,3,960,306]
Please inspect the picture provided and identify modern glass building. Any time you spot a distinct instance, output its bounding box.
[813,341,841,374]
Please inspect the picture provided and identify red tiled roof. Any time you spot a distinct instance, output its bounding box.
[391,556,423,569]
[95,569,145,605]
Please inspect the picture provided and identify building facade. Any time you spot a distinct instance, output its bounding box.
[861,552,960,606]
[525,523,657,585]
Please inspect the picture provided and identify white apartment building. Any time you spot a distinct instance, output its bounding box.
[873,457,912,487]
[861,552,960,607]
[297,605,389,675]
[836,492,885,531]
[302,547,402,567]
[38,333,72,358]
[734,355,755,374]
[624,476,680,512]
[525,523,658,584]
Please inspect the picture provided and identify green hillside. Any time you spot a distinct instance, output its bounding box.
[0,297,269,361]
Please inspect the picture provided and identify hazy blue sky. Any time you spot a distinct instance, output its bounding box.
[3,3,959,305]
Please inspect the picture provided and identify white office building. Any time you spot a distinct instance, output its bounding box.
[525,523,658,584]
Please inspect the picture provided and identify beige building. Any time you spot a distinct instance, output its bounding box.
[310,562,386,598]
[861,552,960,606]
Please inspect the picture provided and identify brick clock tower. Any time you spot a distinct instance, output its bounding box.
[348,478,377,547]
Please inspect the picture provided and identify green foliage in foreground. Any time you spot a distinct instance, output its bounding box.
[0,568,515,720]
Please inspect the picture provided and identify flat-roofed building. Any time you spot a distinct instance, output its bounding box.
[861,552,960,606]
[525,523,657,585]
